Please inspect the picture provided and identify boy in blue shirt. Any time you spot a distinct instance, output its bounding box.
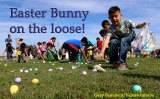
[5,34,12,45]
[62,38,88,62]
[82,37,95,60]
[97,6,148,70]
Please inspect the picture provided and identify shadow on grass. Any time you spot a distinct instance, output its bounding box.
[122,73,160,81]
[94,60,106,62]
[59,60,69,63]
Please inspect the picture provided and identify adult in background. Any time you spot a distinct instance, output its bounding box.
[5,34,12,45]
[5,34,13,59]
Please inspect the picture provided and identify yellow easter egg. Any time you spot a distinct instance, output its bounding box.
[133,54,136,58]
[32,79,39,84]
[10,85,19,94]
[130,54,134,58]
[89,50,92,56]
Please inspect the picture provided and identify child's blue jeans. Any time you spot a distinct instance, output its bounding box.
[7,52,12,59]
[109,35,135,64]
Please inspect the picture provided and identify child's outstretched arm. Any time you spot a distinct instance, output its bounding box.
[136,22,149,29]
[95,35,111,59]
[87,46,94,50]
[12,46,15,50]
[102,35,107,45]
[80,48,88,62]
[101,36,110,53]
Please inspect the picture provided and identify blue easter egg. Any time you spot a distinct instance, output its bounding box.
[131,85,142,93]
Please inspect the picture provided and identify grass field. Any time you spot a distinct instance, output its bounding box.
[0,58,160,99]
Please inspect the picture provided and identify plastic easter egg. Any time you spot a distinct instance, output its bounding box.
[4,64,7,67]
[35,68,38,71]
[24,70,29,73]
[42,61,45,63]
[20,69,23,73]
[59,67,63,70]
[10,85,19,94]
[134,64,138,66]
[32,79,39,84]
[92,69,97,72]
[48,69,52,72]
[72,66,76,69]
[131,85,142,93]
[15,77,21,83]
[82,71,87,75]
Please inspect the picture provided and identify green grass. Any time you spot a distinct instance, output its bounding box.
[0,58,160,98]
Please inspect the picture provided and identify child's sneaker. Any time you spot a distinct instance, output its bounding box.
[118,63,128,70]
[112,63,119,69]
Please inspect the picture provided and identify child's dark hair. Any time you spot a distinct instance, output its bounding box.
[16,47,20,50]
[28,48,32,52]
[7,43,11,46]
[96,37,100,40]
[81,37,88,44]
[102,20,110,27]
[99,29,107,37]
[47,43,52,47]
[37,42,41,45]
[20,43,26,52]
[51,37,56,40]
[108,6,121,15]
[43,42,46,44]
[20,43,26,48]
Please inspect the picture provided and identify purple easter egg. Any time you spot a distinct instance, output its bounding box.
[15,77,21,83]
[92,69,97,72]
